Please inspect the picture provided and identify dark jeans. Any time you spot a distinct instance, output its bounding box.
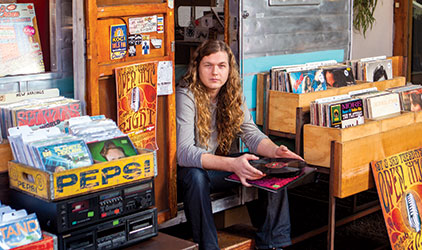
[177,167,291,250]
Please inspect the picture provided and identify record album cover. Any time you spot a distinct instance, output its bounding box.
[36,139,93,172]
[87,135,138,163]
[323,66,356,88]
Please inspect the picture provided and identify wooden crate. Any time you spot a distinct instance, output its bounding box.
[304,112,422,198]
[267,77,406,134]
[0,142,12,173]
[8,149,156,200]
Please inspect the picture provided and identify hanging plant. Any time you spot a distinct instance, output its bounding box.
[353,0,378,37]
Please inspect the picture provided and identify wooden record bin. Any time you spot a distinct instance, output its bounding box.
[304,112,422,198]
[266,77,406,135]
[261,56,406,155]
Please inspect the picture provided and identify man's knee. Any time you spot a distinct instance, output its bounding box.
[179,167,209,190]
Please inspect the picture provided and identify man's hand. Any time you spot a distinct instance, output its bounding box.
[230,153,265,187]
[275,145,304,161]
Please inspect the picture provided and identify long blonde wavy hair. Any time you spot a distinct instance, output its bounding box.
[181,40,243,154]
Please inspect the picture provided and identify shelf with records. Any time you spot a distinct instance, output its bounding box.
[0,88,80,173]
[264,76,406,137]
[255,56,405,157]
[309,82,422,128]
[264,70,405,134]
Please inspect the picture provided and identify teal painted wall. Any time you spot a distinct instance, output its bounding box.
[241,49,345,115]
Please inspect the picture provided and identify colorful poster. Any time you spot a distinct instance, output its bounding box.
[110,24,127,60]
[115,62,158,150]
[0,3,45,77]
[371,147,422,250]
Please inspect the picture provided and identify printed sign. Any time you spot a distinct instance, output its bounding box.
[157,61,173,95]
[371,147,422,250]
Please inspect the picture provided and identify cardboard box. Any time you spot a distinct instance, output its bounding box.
[8,149,156,200]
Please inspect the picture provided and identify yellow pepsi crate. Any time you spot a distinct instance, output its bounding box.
[8,149,156,201]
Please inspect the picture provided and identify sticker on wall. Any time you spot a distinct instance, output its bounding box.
[128,45,136,57]
[128,35,136,46]
[157,17,164,33]
[168,0,173,9]
[135,34,142,45]
[142,35,150,55]
[151,38,162,49]
[110,24,127,60]
[157,61,173,96]
[128,15,157,34]
[128,35,136,57]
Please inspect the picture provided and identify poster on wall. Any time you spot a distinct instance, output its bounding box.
[115,62,158,150]
[370,147,422,250]
[0,3,45,77]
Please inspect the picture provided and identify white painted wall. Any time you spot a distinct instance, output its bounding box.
[351,0,394,59]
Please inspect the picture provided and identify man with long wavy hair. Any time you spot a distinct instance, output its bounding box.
[176,40,303,250]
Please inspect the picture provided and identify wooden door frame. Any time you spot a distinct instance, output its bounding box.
[393,0,412,79]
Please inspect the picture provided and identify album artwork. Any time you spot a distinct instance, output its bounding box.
[322,66,356,88]
[87,135,138,163]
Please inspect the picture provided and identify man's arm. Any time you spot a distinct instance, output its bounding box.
[201,153,264,187]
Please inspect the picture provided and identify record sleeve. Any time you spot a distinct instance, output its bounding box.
[35,139,93,172]
[225,158,316,193]
[87,135,138,163]
[322,66,356,88]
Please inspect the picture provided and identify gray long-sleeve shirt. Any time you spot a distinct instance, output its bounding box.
[176,87,268,168]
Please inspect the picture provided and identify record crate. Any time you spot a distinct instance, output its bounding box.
[303,111,422,198]
[266,76,406,135]
[8,149,156,201]
[13,231,57,250]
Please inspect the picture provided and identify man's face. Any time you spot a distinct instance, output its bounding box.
[198,51,230,95]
